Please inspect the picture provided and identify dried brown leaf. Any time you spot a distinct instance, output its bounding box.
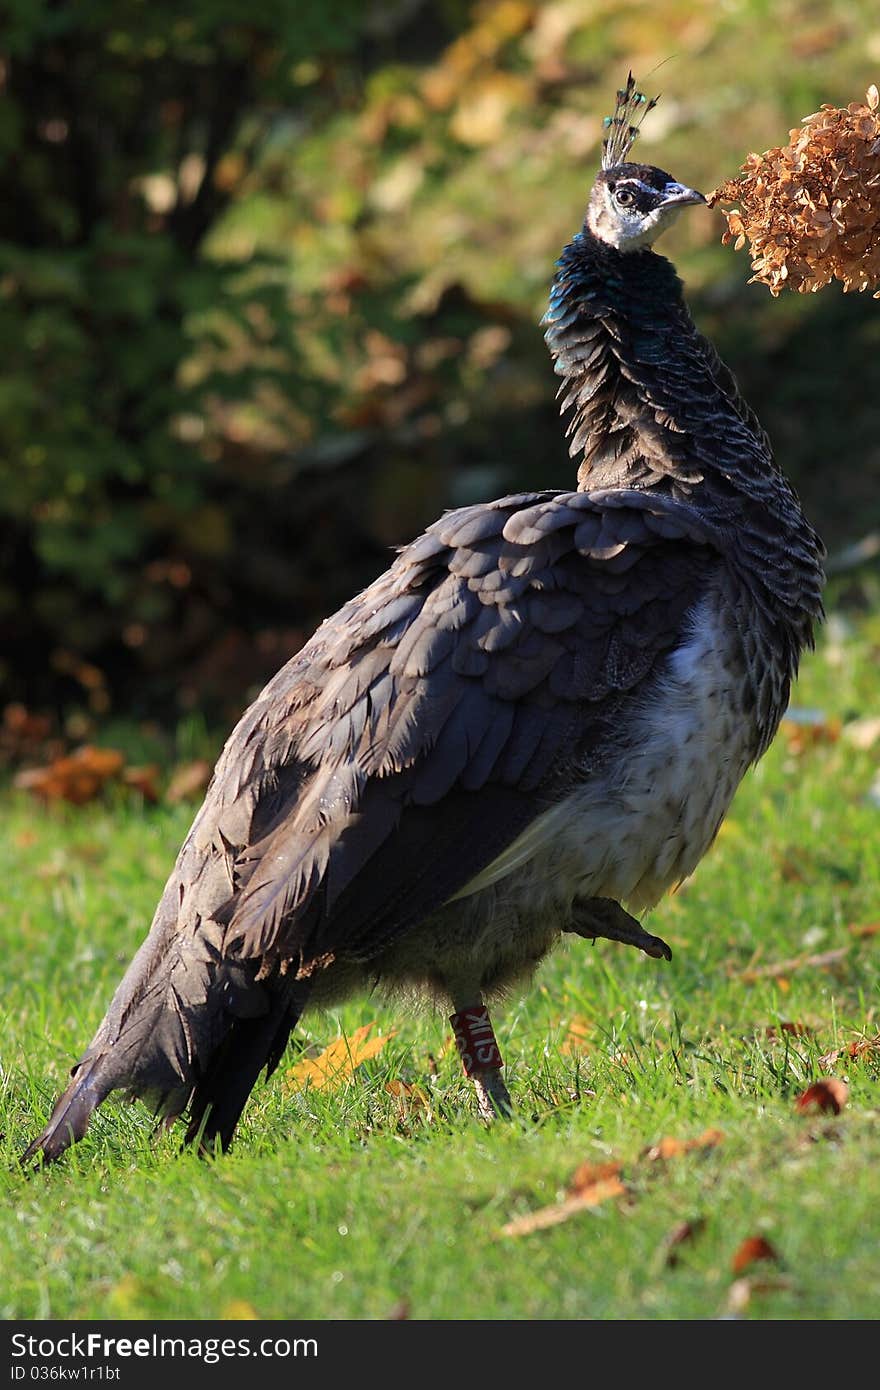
[662,1217,707,1267]
[731,1235,781,1274]
[284,1023,396,1092]
[837,1032,880,1063]
[502,1150,628,1237]
[848,920,880,938]
[727,1275,793,1312]
[764,1021,813,1040]
[643,1128,724,1162]
[501,1179,626,1238]
[14,745,125,804]
[385,1079,431,1111]
[795,1077,848,1115]
[558,1015,593,1055]
[737,947,848,982]
[567,1159,622,1196]
[774,851,808,883]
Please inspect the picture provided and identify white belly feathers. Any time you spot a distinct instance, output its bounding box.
[450,593,755,916]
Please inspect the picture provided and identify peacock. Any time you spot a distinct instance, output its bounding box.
[24,76,824,1163]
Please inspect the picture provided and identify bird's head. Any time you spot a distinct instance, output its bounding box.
[585,163,705,251]
[584,73,705,251]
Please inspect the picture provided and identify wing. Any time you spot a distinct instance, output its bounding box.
[171,488,720,973]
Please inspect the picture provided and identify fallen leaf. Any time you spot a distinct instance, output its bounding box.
[69,745,121,777]
[166,758,212,803]
[727,1275,793,1313]
[568,1159,622,1195]
[847,1032,880,1059]
[284,1023,396,1092]
[774,852,808,883]
[14,745,125,804]
[385,1079,431,1110]
[848,921,880,939]
[559,1015,592,1055]
[643,1128,724,1162]
[795,1078,848,1115]
[764,1021,813,1040]
[731,1235,781,1274]
[817,1046,843,1070]
[502,1152,628,1237]
[737,947,848,981]
[662,1217,707,1267]
[501,1179,626,1238]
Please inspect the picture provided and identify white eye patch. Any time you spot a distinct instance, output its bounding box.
[614,178,658,199]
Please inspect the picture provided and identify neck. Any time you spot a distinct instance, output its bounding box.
[544,232,703,491]
[543,226,825,693]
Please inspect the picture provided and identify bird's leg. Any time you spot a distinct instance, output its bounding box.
[449,991,512,1122]
[566,897,672,962]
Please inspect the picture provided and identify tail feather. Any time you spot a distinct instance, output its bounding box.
[21,899,306,1164]
[184,978,310,1152]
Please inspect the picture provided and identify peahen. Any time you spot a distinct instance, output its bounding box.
[24,76,824,1163]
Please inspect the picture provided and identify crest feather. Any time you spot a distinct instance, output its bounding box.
[601,72,659,169]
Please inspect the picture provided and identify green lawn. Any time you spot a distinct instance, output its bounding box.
[2,606,880,1321]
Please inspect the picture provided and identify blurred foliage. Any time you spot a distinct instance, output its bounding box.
[2,0,880,728]
[0,0,392,717]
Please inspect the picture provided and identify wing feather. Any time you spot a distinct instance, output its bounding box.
[168,489,720,969]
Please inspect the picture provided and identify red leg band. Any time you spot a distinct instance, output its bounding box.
[450,1005,503,1076]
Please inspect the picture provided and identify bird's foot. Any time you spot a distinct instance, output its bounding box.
[566,898,672,961]
[472,1068,513,1122]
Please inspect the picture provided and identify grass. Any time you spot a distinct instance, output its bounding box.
[2,605,880,1321]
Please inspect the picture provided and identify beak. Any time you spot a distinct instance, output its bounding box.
[661,182,706,207]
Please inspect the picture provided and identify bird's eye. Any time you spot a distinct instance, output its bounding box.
[614,187,634,207]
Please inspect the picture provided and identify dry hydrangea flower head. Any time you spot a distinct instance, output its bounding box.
[708,85,880,297]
